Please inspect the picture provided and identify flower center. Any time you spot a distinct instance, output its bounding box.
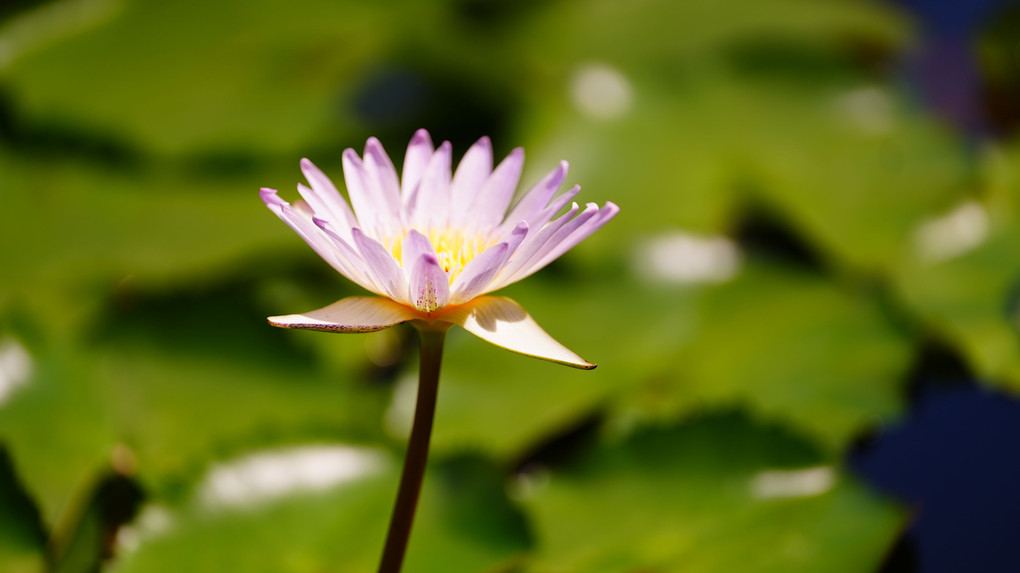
[387,228,494,284]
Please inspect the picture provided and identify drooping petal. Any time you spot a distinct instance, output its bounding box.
[450,136,493,225]
[409,253,450,312]
[449,222,528,304]
[298,160,359,235]
[468,147,524,230]
[351,227,408,302]
[400,229,437,271]
[268,296,418,333]
[498,160,567,231]
[409,141,452,230]
[440,296,595,369]
[402,129,435,199]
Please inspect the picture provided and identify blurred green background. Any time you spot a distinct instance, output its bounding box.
[3,0,1020,571]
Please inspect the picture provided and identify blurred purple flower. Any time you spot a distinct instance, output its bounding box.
[261,129,617,368]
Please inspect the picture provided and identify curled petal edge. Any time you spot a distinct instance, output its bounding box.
[267,296,595,369]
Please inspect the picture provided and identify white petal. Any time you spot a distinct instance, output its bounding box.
[402,129,435,198]
[450,136,493,226]
[342,149,388,236]
[362,137,402,228]
[468,148,524,230]
[440,296,595,369]
[268,297,418,332]
[410,141,452,230]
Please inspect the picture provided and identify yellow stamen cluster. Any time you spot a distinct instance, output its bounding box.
[386,228,494,284]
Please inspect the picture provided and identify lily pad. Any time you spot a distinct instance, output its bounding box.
[518,413,903,573]
[109,449,529,573]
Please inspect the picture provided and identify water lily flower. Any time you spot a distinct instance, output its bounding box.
[261,129,618,369]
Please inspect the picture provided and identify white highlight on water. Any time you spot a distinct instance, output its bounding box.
[914,200,989,263]
[633,231,742,285]
[0,338,32,407]
[199,445,386,510]
[570,62,634,120]
[832,86,894,136]
[750,466,835,499]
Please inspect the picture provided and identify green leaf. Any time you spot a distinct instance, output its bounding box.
[0,448,47,573]
[613,263,911,453]
[1,0,391,155]
[0,334,116,530]
[518,413,903,573]
[891,226,1020,390]
[108,450,529,573]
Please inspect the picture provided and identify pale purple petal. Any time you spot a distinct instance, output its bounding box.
[352,227,408,302]
[410,141,452,230]
[450,222,528,304]
[268,296,418,333]
[491,202,582,289]
[521,185,580,234]
[409,253,450,312]
[299,159,358,234]
[402,129,435,198]
[261,188,354,279]
[262,132,618,323]
[362,137,402,227]
[450,136,493,226]
[298,182,356,242]
[448,243,507,305]
[468,147,524,231]
[498,160,567,231]
[312,217,381,294]
[400,229,437,271]
[513,201,620,284]
[440,296,595,369]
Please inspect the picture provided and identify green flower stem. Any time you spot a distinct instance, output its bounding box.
[378,323,449,573]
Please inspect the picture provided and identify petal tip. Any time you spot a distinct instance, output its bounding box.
[341,148,362,163]
[260,187,283,205]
